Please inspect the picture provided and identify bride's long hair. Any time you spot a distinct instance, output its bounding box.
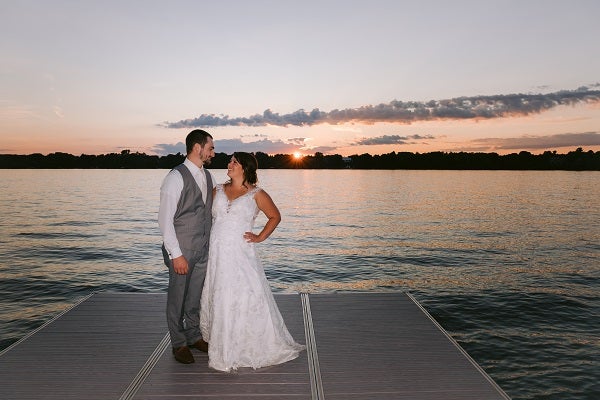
[229,152,258,187]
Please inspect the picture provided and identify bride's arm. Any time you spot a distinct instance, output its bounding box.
[244,190,281,243]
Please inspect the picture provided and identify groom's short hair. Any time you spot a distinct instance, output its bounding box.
[186,129,213,154]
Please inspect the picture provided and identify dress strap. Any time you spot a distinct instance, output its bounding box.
[249,186,262,196]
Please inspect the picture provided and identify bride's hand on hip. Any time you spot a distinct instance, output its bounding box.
[244,231,261,243]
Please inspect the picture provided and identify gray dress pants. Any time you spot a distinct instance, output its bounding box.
[165,245,208,348]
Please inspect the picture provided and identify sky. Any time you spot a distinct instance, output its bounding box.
[2,0,600,157]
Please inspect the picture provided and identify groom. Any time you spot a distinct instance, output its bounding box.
[158,129,215,364]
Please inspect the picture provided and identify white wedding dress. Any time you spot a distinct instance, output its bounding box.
[200,184,304,372]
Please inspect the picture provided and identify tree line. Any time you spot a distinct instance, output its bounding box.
[0,148,598,170]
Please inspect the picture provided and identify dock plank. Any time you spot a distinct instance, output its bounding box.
[0,292,167,400]
[132,294,311,399]
[308,292,508,399]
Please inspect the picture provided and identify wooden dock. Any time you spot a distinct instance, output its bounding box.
[0,292,510,399]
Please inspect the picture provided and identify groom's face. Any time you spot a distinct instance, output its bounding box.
[199,138,215,165]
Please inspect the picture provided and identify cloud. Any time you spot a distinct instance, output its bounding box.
[353,134,435,146]
[308,145,339,154]
[160,87,600,128]
[287,137,308,145]
[153,138,306,156]
[152,142,186,155]
[0,103,37,120]
[240,133,268,139]
[53,106,64,118]
[218,138,307,154]
[467,132,600,151]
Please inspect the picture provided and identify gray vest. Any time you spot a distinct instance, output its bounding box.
[168,163,213,255]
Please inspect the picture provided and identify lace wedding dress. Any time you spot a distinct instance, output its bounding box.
[200,184,304,372]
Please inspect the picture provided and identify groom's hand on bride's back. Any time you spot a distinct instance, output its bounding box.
[172,256,189,275]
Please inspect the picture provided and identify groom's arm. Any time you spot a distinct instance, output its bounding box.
[159,170,188,274]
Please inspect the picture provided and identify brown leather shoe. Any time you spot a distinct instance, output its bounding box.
[189,339,209,353]
[172,346,195,364]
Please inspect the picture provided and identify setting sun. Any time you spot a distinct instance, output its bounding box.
[293,152,303,159]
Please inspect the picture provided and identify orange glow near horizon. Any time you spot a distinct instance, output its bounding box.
[2,101,599,157]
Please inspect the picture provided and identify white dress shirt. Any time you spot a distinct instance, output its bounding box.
[158,158,213,260]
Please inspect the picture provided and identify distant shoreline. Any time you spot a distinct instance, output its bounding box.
[1,148,599,170]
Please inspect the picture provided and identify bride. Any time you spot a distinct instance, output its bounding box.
[200,152,304,372]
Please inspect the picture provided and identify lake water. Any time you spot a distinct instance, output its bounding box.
[0,169,598,399]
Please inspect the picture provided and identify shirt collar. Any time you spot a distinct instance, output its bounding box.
[184,157,203,176]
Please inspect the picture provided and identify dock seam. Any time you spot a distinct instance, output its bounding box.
[118,332,170,400]
[301,292,325,400]
[0,292,95,358]
[406,292,512,400]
